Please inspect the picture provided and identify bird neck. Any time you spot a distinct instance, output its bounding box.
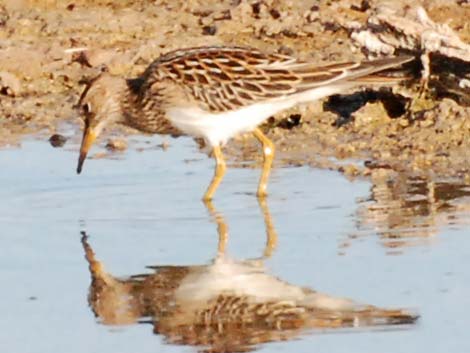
[119,79,142,125]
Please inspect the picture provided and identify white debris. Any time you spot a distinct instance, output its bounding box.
[346,5,470,92]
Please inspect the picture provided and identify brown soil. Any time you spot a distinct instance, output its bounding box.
[1,0,469,182]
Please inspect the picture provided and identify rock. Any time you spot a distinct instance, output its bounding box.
[49,134,67,148]
[105,138,127,151]
[353,102,389,130]
[72,48,117,68]
[0,71,21,96]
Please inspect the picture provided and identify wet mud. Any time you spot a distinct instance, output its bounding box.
[1,0,469,182]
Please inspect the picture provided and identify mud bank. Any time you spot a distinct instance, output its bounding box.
[0,0,469,181]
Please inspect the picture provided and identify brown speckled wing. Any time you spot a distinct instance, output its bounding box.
[140,46,412,113]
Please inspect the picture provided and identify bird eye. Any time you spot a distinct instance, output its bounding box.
[82,102,92,115]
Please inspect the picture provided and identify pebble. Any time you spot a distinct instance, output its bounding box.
[0,71,21,96]
[105,138,128,151]
[49,134,67,148]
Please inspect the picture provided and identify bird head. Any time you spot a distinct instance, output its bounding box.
[76,73,126,174]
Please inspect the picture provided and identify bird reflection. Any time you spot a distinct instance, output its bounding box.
[81,199,417,353]
[342,170,470,253]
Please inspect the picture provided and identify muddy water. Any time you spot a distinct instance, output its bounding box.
[1,136,469,353]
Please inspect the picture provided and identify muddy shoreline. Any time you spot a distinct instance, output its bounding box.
[1,0,469,182]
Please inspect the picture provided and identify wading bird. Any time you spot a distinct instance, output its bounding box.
[76,46,412,200]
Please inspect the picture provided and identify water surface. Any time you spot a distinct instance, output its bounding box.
[1,137,469,353]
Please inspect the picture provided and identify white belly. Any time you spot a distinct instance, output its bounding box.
[166,101,288,146]
[165,83,349,147]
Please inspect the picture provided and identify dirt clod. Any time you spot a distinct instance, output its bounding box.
[0,71,21,97]
[105,138,128,152]
[49,134,67,148]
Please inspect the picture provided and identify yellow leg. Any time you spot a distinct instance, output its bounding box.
[253,128,275,198]
[203,145,226,201]
[258,198,278,258]
[203,199,228,255]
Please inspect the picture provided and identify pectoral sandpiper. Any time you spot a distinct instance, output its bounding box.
[76,46,412,200]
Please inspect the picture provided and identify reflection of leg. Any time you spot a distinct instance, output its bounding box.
[203,199,228,255]
[203,197,278,258]
[81,231,106,277]
[203,145,226,201]
[253,128,275,198]
[258,198,278,258]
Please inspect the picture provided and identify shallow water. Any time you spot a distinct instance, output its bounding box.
[1,136,469,353]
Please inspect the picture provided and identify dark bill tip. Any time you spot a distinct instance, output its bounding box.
[77,152,87,174]
[77,127,96,175]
